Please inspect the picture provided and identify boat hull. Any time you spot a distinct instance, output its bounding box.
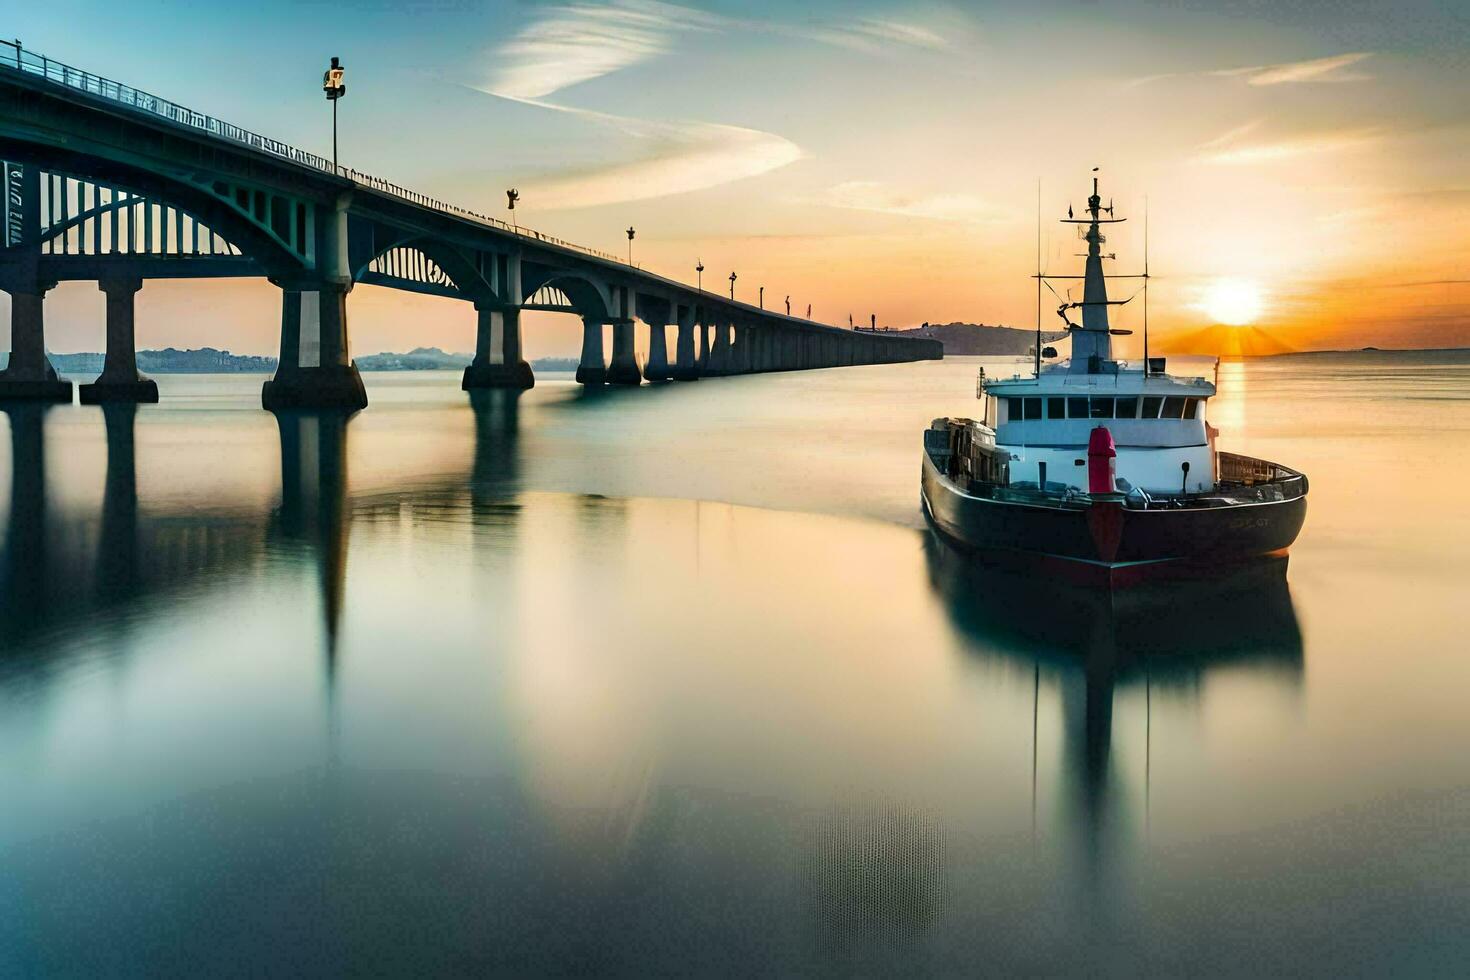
[921,453,1306,586]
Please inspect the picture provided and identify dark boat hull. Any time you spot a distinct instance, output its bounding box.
[921,454,1307,587]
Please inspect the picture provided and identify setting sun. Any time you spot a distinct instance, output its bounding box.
[1201,279,1265,326]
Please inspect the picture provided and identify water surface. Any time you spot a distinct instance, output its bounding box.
[2,352,1468,975]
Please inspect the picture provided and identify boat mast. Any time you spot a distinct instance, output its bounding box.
[1143,198,1150,378]
[1072,170,1113,372]
[1035,179,1042,378]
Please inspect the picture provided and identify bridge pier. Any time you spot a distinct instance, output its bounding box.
[463,304,534,390]
[606,321,641,386]
[80,277,158,404]
[706,320,731,376]
[642,317,671,382]
[261,282,368,411]
[729,323,748,375]
[672,306,698,381]
[576,316,607,385]
[0,277,72,402]
[696,311,709,371]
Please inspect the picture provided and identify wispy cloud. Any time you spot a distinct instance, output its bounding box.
[477,1,952,209]
[1198,119,1264,150]
[1197,126,1383,165]
[484,2,952,99]
[486,0,724,100]
[812,180,1011,223]
[806,18,951,54]
[1128,51,1373,89]
[505,97,801,209]
[1217,51,1374,86]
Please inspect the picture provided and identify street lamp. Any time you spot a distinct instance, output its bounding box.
[785,295,790,315]
[626,226,635,265]
[696,259,704,291]
[729,271,737,300]
[759,286,764,310]
[506,188,519,232]
[322,57,346,173]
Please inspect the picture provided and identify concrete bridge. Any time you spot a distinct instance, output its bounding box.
[0,39,941,410]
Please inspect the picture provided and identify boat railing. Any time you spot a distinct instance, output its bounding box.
[1217,452,1308,500]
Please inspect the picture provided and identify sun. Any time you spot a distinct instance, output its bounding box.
[1200,278,1265,326]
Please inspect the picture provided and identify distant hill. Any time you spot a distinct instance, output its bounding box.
[357,347,470,371]
[1157,325,1295,357]
[356,348,581,372]
[4,348,277,373]
[882,322,1068,356]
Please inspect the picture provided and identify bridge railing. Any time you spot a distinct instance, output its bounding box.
[0,38,620,264]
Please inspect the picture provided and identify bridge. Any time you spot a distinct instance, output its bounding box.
[0,39,941,410]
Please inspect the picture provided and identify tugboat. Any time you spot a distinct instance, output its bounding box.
[921,174,1307,586]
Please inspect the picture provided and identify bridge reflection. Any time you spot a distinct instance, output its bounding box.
[0,390,529,666]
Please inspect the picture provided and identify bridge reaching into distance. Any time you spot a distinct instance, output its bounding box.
[0,39,941,409]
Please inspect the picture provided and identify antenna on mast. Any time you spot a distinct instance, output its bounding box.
[1035,178,1042,379]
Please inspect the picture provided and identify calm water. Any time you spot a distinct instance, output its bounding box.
[2,352,1468,975]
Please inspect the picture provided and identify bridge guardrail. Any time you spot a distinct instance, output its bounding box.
[0,38,620,264]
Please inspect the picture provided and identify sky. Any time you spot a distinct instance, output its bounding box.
[8,0,1470,357]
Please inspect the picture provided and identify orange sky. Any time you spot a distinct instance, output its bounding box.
[8,1,1470,357]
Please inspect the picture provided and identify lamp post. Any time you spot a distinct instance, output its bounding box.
[506,188,519,232]
[696,260,704,291]
[322,57,346,174]
[729,271,737,300]
[759,286,764,310]
[626,226,635,265]
[785,296,790,315]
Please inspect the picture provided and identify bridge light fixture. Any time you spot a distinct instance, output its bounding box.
[626,226,635,265]
[506,188,519,233]
[323,57,346,174]
[729,271,737,300]
[696,260,704,291]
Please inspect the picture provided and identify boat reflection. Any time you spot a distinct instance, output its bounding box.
[924,532,1303,880]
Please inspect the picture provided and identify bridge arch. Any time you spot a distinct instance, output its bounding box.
[0,145,310,279]
[352,234,488,301]
[519,267,612,322]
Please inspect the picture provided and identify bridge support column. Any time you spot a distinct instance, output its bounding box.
[696,310,709,370]
[262,281,368,411]
[606,321,641,385]
[642,318,671,382]
[0,278,72,402]
[672,306,698,381]
[706,320,731,376]
[730,323,749,375]
[576,316,607,385]
[463,304,534,390]
[80,277,158,404]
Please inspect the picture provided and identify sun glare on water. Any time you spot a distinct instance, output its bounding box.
[1201,278,1265,326]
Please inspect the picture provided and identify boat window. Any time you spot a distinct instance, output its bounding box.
[1162,396,1186,419]
[1006,397,1023,421]
[1047,397,1065,419]
[1024,397,1043,420]
[1067,397,1089,419]
[1141,396,1162,418]
[1115,397,1138,419]
[1090,397,1113,418]
[1183,397,1200,420]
